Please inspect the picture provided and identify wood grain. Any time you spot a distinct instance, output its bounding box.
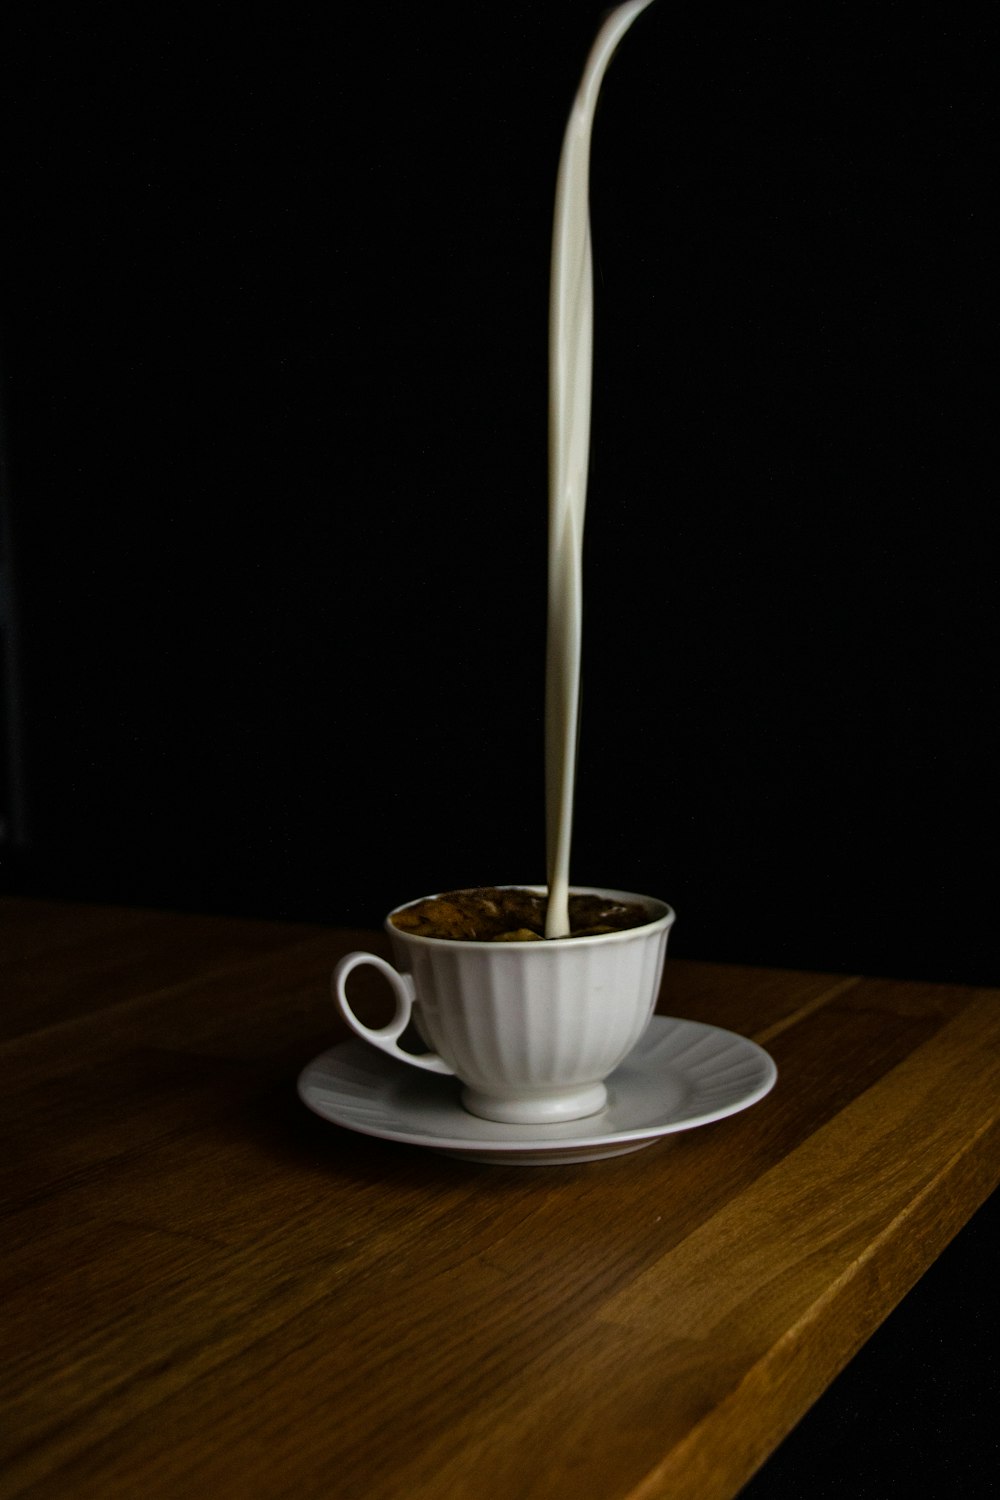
[1,898,996,1500]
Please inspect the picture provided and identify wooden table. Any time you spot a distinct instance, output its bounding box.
[3,898,998,1500]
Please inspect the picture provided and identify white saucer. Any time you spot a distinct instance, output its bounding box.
[297,1015,777,1165]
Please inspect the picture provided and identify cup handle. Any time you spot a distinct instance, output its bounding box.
[332,952,454,1075]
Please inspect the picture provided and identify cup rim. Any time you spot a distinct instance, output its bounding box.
[384,884,675,950]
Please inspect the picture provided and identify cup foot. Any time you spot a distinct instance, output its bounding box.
[460,1082,608,1125]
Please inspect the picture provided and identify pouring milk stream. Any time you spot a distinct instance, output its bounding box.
[545,1,655,937]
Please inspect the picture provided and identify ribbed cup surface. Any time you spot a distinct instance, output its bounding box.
[388,893,672,1115]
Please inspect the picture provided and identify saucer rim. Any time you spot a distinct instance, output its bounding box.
[297,1015,778,1156]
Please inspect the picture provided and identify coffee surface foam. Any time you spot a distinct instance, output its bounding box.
[391,888,652,942]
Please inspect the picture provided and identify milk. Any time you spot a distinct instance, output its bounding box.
[545,1,655,938]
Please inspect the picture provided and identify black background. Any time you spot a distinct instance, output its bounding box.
[1,1,995,980]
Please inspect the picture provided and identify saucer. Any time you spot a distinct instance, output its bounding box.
[297,1016,777,1165]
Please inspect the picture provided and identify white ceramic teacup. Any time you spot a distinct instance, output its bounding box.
[332,886,675,1125]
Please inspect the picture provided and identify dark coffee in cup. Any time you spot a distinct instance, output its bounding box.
[389,886,653,942]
